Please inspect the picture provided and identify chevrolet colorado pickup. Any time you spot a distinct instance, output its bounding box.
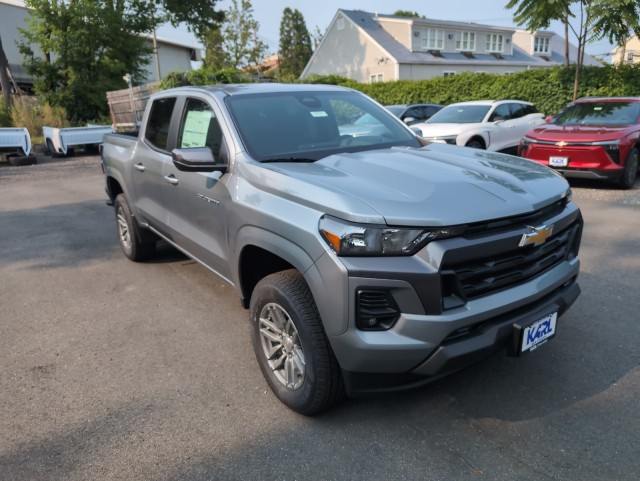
[101,84,582,415]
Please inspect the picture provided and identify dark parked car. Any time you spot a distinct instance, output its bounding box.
[519,97,640,189]
[385,103,443,125]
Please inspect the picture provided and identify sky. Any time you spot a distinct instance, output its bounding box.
[157,0,616,60]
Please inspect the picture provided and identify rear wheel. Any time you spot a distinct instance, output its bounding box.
[114,194,156,261]
[250,269,345,415]
[619,148,638,189]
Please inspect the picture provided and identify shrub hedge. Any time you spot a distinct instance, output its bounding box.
[304,64,640,115]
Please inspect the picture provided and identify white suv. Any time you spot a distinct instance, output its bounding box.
[414,100,545,154]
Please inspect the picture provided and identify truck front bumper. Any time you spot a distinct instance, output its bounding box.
[322,252,580,396]
[339,277,579,395]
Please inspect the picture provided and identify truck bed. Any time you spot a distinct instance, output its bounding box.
[43,125,114,156]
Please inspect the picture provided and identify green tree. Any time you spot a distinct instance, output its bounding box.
[506,0,640,100]
[204,0,266,71]
[161,0,224,42]
[278,8,312,80]
[393,10,424,18]
[19,0,223,122]
[20,0,153,121]
[310,25,324,51]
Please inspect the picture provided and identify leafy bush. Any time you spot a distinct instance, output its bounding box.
[160,68,253,89]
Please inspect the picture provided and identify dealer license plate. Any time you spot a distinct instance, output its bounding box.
[549,156,569,167]
[521,312,558,353]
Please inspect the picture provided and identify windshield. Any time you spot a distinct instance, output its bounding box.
[426,105,491,124]
[225,91,421,161]
[553,102,640,126]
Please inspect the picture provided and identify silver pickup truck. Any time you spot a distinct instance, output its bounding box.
[101,84,582,415]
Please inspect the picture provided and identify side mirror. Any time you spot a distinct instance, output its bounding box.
[403,116,416,125]
[171,147,227,173]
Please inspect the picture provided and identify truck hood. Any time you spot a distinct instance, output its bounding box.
[245,144,569,226]
[417,123,484,138]
[527,124,635,143]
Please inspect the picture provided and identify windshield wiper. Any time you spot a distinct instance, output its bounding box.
[261,157,317,163]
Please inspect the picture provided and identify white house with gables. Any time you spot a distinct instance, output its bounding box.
[301,10,600,82]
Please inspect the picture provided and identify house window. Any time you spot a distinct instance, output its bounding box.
[534,36,550,54]
[486,34,504,53]
[421,28,444,50]
[627,52,635,62]
[443,71,456,77]
[455,32,476,51]
[370,73,383,83]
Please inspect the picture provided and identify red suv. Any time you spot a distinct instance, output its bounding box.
[519,97,640,189]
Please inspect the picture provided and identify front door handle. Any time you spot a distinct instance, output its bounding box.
[164,174,179,185]
[134,163,145,172]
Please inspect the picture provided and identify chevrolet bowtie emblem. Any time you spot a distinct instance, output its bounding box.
[519,224,554,247]
[556,141,567,147]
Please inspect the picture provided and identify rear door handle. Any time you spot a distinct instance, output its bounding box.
[164,174,179,185]
[134,163,145,172]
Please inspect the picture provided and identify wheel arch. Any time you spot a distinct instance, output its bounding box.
[234,226,316,309]
[106,175,124,202]
[465,135,487,149]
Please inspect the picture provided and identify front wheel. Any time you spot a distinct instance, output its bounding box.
[250,270,344,415]
[113,194,156,261]
[466,139,485,149]
[619,148,638,189]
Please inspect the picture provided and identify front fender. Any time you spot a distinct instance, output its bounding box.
[233,225,350,336]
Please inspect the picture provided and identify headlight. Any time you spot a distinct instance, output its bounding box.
[425,134,458,145]
[319,215,466,256]
[519,136,534,153]
[590,139,621,164]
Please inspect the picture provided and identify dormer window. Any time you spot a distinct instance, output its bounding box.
[455,31,476,51]
[534,36,550,54]
[421,28,444,50]
[486,34,504,53]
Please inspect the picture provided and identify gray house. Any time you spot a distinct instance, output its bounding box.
[301,10,600,82]
[0,0,199,89]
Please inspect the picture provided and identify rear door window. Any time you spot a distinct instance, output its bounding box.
[144,97,177,151]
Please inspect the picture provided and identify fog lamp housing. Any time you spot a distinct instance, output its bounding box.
[356,290,400,331]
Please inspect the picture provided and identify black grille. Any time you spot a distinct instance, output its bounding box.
[442,223,581,302]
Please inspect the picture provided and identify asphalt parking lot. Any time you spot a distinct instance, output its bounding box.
[1,153,639,481]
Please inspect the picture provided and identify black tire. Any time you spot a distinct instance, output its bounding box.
[466,138,485,149]
[619,148,638,190]
[250,269,345,415]
[8,155,38,166]
[113,194,156,261]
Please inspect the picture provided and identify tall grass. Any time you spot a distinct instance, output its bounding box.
[9,96,69,137]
